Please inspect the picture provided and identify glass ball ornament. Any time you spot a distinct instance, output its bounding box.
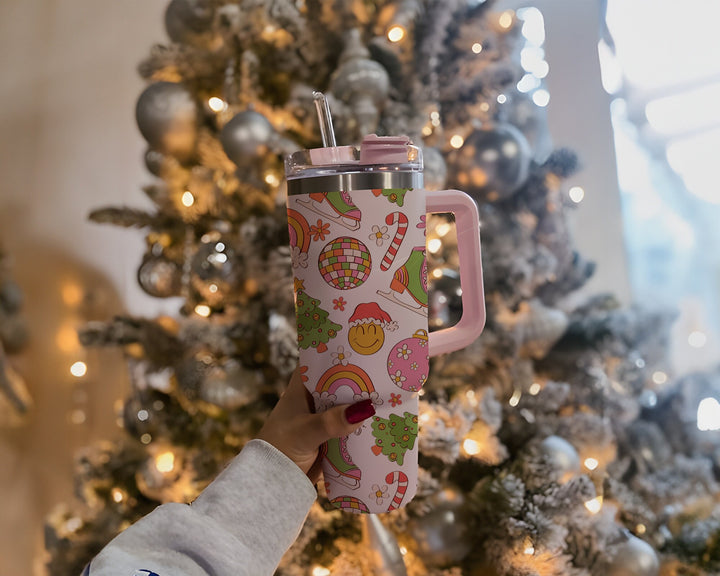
[330,28,390,138]
[137,253,182,298]
[408,488,474,567]
[0,314,29,353]
[514,299,569,359]
[538,435,581,483]
[502,91,553,164]
[421,147,447,192]
[122,393,158,439]
[144,148,166,177]
[135,448,195,504]
[200,359,260,410]
[164,0,217,48]
[451,123,532,203]
[136,82,198,162]
[428,268,462,331]
[220,110,276,169]
[190,234,241,305]
[607,534,660,576]
[0,279,23,313]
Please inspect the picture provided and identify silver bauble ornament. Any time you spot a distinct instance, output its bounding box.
[137,253,182,298]
[515,299,568,359]
[0,344,32,424]
[607,534,660,576]
[452,123,531,202]
[164,0,217,48]
[136,454,179,502]
[0,315,29,353]
[136,82,198,161]
[538,435,581,483]
[135,448,196,503]
[421,147,447,191]
[362,515,408,576]
[330,28,390,138]
[428,268,462,331]
[503,91,553,164]
[144,149,166,176]
[268,311,299,377]
[220,110,275,168]
[408,488,473,566]
[0,279,23,313]
[200,359,260,410]
[190,233,241,305]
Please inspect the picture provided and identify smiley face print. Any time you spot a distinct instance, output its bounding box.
[349,321,384,355]
[347,302,397,356]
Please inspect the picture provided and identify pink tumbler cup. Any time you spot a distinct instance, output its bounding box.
[285,134,485,513]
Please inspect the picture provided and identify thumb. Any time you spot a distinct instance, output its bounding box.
[305,399,376,447]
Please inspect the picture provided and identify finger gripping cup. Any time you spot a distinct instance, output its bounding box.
[286,136,485,513]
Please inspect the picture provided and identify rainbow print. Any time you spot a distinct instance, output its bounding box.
[287,209,311,255]
[315,363,376,397]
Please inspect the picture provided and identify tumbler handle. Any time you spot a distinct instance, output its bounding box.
[426,189,486,356]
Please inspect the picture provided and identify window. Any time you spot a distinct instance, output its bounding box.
[600,0,720,373]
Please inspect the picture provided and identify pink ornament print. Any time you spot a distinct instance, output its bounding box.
[387,330,429,392]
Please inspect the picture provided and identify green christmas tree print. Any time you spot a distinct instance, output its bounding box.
[295,290,341,353]
[373,187,409,206]
[370,411,418,465]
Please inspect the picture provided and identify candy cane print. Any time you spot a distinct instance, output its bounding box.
[380,212,409,271]
[385,470,409,511]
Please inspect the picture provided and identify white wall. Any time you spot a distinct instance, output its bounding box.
[0,2,168,575]
[0,2,627,575]
[498,0,631,306]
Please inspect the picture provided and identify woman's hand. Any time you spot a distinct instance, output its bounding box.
[257,368,376,484]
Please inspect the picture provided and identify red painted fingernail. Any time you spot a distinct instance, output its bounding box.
[345,399,376,424]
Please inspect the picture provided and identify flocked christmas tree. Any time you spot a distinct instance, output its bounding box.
[0,243,31,428]
[44,1,720,575]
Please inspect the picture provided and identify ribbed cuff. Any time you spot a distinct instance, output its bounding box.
[192,439,317,570]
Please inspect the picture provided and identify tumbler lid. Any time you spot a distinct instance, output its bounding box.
[284,134,422,180]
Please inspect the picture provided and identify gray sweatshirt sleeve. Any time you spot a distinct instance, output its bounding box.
[86,439,317,576]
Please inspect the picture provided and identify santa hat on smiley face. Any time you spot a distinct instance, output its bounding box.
[348,302,398,331]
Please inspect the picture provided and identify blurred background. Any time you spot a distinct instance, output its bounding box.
[1,1,718,574]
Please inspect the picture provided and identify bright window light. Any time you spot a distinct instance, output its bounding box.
[697,397,720,431]
[532,89,550,107]
[646,82,720,136]
[597,39,623,95]
[666,129,720,204]
[606,0,720,91]
[517,7,545,46]
[520,46,547,77]
[517,73,541,93]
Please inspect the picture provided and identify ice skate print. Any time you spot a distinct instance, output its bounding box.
[377,246,428,316]
[320,436,362,489]
[297,190,361,231]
